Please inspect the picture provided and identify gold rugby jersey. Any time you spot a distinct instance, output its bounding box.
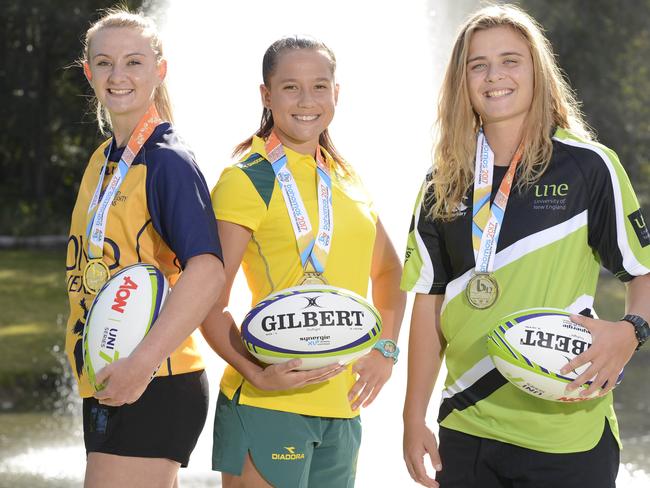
[66,123,222,398]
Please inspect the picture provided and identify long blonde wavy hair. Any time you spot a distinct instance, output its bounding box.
[82,8,173,135]
[428,4,592,220]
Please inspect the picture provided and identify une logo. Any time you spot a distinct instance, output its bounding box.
[111,275,139,313]
[534,183,569,197]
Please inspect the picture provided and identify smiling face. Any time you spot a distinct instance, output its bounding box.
[466,25,534,132]
[260,48,338,156]
[85,26,165,138]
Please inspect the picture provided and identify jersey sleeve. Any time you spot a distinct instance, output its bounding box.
[211,165,270,232]
[586,145,650,281]
[400,172,450,294]
[146,148,223,268]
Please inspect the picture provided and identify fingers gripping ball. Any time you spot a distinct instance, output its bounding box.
[241,285,382,370]
[487,308,623,402]
[83,264,169,391]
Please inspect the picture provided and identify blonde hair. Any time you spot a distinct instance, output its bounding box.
[428,3,592,220]
[82,7,173,135]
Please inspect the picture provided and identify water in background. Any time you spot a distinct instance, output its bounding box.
[1,331,649,487]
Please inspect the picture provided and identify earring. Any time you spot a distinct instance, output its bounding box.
[83,62,92,81]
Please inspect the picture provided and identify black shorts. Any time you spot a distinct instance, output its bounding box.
[436,421,619,488]
[83,370,209,467]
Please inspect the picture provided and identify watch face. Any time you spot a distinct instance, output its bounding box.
[640,325,650,342]
[623,314,650,349]
[383,342,396,353]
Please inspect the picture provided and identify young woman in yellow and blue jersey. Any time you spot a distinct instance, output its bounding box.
[201,36,406,488]
[401,5,650,488]
[65,8,224,488]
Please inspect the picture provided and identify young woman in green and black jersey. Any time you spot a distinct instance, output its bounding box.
[401,4,650,487]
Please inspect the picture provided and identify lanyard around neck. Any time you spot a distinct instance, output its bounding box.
[471,129,522,273]
[264,131,334,274]
[85,104,163,260]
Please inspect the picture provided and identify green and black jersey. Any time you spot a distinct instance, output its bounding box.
[401,128,650,453]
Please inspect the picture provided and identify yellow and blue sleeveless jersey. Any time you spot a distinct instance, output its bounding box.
[401,128,650,453]
[212,136,377,418]
[66,123,223,398]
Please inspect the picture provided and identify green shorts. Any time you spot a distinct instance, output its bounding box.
[212,390,362,488]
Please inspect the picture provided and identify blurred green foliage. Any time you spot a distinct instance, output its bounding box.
[0,0,143,236]
[519,0,650,205]
[0,0,649,234]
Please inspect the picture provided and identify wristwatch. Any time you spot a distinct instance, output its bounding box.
[620,314,650,350]
[373,339,400,364]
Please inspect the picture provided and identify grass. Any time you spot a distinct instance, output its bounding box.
[0,249,69,408]
[0,249,641,409]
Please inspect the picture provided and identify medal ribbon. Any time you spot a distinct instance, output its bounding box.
[471,129,522,273]
[86,104,163,260]
[265,131,333,273]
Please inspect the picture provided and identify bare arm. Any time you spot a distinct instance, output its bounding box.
[349,218,406,409]
[624,272,650,320]
[95,253,225,405]
[200,220,343,391]
[403,293,445,488]
[370,218,406,344]
[563,272,650,396]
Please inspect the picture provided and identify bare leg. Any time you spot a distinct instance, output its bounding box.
[85,452,180,488]
[221,452,274,488]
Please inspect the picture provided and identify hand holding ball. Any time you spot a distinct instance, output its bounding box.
[83,264,169,391]
[487,308,623,402]
[241,285,382,370]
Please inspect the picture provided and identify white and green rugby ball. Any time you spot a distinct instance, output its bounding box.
[83,263,169,391]
[241,285,382,370]
[487,308,622,402]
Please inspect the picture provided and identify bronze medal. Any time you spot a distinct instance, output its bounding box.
[298,272,328,286]
[466,273,498,309]
[83,259,110,295]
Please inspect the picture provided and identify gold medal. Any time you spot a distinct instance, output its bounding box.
[298,272,328,285]
[83,259,110,295]
[466,273,498,309]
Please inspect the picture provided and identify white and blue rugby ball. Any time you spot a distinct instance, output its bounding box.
[83,263,169,391]
[241,285,382,370]
[487,308,623,402]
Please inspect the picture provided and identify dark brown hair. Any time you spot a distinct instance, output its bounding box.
[233,35,346,168]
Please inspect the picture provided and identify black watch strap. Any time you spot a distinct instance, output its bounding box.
[621,314,650,350]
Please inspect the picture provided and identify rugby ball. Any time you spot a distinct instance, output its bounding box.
[241,285,382,370]
[83,263,169,391]
[487,308,623,402]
